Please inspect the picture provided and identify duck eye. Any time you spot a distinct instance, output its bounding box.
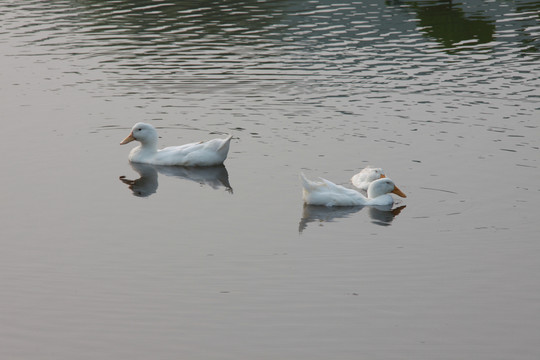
[137,128,142,131]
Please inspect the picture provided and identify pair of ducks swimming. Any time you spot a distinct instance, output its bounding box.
[120,122,407,207]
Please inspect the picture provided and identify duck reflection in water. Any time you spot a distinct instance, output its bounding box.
[119,162,233,197]
[299,204,406,233]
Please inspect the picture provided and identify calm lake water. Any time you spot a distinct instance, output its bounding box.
[1,0,539,359]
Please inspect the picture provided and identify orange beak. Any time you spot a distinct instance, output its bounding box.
[120,132,135,145]
[391,185,407,198]
[380,174,386,178]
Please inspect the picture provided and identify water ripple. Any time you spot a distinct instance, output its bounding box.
[1,0,538,105]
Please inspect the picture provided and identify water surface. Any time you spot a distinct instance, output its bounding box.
[1,1,539,359]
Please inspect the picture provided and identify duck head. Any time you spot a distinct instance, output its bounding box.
[367,178,406,199]
[120,122,158,145]
[369,168,386,181]
[368,167,385,178]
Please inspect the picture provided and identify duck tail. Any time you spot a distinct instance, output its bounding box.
[299,173,313,203]
[299,172,317,192]
[217,134,233,152]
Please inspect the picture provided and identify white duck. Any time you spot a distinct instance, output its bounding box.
[351,166,386,191]
[300,173,406,207]
[120,122,232,166]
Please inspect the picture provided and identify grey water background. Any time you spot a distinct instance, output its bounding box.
[1,0,539,359]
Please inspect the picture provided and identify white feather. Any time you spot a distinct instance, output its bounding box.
[120,122,232,166]
[351,166,386,190]
[301,173,406,207]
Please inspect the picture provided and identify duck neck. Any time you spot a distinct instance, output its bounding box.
[367,187,382,199]
[139,137,158,153]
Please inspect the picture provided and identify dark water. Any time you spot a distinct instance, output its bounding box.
[1,1,539,359]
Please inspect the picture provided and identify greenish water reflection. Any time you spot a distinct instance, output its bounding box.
[388,0,540,53]
[411,1,494,49]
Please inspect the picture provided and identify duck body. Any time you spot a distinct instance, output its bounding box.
[301,173,369,206]
[300,173,406,207]
[121,122,232,166]
[351,166,385,190]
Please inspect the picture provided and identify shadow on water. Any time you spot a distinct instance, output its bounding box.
[119,162,233,197]
[298,204,406,233]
